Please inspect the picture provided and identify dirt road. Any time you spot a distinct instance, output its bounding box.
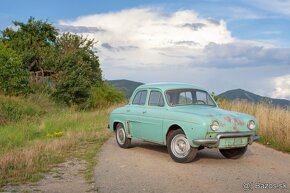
[94,138,290,193]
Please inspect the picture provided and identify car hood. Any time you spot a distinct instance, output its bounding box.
[171,105,247,117]
[171,105,255,132]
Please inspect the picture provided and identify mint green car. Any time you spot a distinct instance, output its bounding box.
[109,83,259,163]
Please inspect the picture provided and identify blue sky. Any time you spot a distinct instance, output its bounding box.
[1,0,290,99]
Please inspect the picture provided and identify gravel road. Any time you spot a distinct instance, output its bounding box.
[94,138,290,193]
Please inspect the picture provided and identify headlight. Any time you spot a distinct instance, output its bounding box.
[247,120,256,130]
[210,121,219,131]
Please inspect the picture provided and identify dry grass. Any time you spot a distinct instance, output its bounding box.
[220,100,290,152]
[0,104,118,187]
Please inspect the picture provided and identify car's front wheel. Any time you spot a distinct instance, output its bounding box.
[115,123,131,148]
[167,129,197,163]
[219,146,248,159]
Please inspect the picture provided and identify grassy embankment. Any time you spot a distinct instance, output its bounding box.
[1,94,289,187]
[0,94,118,187]
[220,100,290,152]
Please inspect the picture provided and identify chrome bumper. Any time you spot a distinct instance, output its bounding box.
[193,132,260,146]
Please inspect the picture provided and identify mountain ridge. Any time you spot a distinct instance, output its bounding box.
[107,79,290,107]
[218,89,290,107]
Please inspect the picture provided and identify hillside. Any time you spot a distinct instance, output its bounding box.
[108,79,143,98]
[218,89,290,107]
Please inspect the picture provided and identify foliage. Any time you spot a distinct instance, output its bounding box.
[84,82,125,109]
[0,43,29,95]
[0,17,58,72]
[52,33,102,105]
[211,92,222,102]
[0,18,118,107]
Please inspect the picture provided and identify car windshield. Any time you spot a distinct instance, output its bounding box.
[166,89,216,107]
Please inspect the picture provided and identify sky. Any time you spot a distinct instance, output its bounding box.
[1,0,290,99]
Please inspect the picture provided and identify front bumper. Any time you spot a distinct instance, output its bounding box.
[193,132,260,147]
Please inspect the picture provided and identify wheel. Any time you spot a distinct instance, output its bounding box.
[115,123,131,148]
[219,145,248,159]
[167,129,197,163]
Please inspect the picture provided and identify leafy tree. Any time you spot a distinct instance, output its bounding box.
[52,33,102,105]
[0,43,29,95]
[0,17,58,71]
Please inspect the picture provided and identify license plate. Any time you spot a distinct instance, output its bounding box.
[219,137,248,148]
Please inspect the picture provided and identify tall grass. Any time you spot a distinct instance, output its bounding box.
[220,100,290,152]
[0,94,119,187]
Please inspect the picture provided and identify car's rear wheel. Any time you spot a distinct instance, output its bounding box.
[167,129,197,163]
[219,145,248,159]
[115,123,131,148]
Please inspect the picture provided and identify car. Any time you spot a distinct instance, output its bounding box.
[108,83,259,163]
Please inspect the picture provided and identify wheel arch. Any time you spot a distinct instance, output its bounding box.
[113,121,125,131]
[166,124,184,142]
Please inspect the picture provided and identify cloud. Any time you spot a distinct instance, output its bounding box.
[56,24,105,33]
[272,74,290,99]
[58,8,290,99]
[249,0,290,16]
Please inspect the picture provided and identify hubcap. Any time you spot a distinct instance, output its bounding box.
[171,134,190,158]
[116,127,126,145]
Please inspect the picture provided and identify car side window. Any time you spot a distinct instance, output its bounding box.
[149,91,164,107]
[178,91,193,105]
[132,90,147,105]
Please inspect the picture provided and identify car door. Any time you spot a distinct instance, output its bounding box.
[138,90,165,143]
[126,89,148,139]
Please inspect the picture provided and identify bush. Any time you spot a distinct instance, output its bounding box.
[52,33,102,106]
[0,43,29,95]
[84,83,125,109]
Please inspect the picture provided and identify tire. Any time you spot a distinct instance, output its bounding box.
[167,129,197,163]
[219,145,248,159]
[115,123,131,148]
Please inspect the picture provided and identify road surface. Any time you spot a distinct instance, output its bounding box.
[94,138,290,193]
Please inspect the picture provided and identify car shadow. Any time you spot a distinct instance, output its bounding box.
[130,140,226,160]
[194,148,225,161]
[130,140,168,154]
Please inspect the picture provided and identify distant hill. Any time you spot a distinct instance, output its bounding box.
[107,79,143,98]
[218,89,290,107]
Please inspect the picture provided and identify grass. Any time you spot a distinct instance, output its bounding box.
[220,100,290,152]
[0,94,116,187]
[1,94,289,187]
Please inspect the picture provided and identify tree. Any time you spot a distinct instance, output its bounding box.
[0,43,29,95]
[52,33,102,105]
[0,17,58,72]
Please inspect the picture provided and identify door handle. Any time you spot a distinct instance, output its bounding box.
[142,110,147,114]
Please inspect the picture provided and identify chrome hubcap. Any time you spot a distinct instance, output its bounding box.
[116,127,126,145]
[171,134,190,158]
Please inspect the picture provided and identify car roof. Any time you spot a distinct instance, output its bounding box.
[136,82,206,91]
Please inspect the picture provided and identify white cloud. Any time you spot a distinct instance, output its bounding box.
[272,74,290,99]
[59,8,233,68]
[58,8,290,99]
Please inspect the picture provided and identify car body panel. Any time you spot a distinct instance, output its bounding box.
[109,83,259,149]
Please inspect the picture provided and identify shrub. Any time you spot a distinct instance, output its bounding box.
[84,83,125,109]
[52,33,102,106]
[0,43,29,95]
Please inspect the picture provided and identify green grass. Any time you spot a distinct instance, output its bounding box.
[0,94,115,187]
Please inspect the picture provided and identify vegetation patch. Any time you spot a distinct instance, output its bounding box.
[0,97,116,187]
